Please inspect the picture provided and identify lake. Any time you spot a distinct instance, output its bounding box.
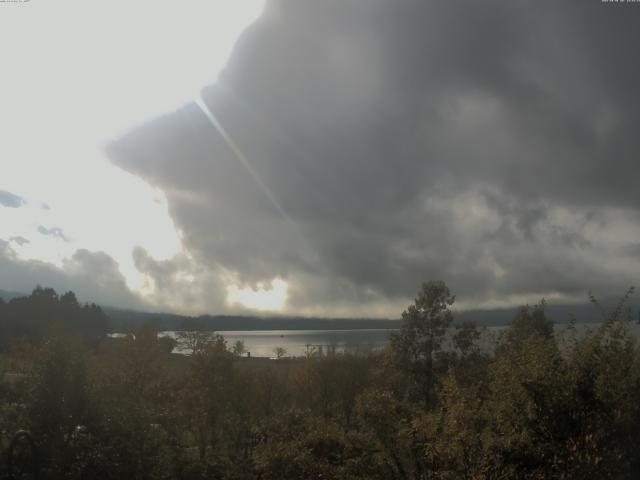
[160,329,394,358]
[111,321,640,358]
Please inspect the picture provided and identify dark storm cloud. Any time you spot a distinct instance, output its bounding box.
[107,0,640,314]
[38,225,69,242]
[0,190,26,208]
[0,246,146,309]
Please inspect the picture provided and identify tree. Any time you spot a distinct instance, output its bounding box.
[232,340,246,356]
[60,291,79,308]
[28,334,92,475]
[158,335,177,354]
[176,329,217,356]
[453,320,481,357]
[180,334,235,462]
[390,280,455,407]
[273,346,287,359]
[502,300,553,349]
[0,287,108,350]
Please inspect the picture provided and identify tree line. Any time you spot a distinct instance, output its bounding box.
[1,281,640,478]
[0,286,109,350]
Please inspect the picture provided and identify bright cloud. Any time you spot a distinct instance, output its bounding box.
[227,278,289,312]
[0,0,265,307]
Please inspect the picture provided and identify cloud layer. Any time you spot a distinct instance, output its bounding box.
[37,225,70,242]
[0,243,145,310]
[0,190,26,208]
[105,0,640,315]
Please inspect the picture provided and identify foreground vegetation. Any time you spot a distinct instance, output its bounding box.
[1,282,640,479]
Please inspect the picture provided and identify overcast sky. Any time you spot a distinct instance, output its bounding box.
[2,0,640,317]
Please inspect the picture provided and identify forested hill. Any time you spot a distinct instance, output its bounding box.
[3,287,636,332]
[104,307,402,332]
[105,300,637,332]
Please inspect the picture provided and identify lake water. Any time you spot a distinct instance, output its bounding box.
[161,324,604,358]
[112,321,640,358]
[161,329,394,358]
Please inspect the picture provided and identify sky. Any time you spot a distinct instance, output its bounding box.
[2,0,640,317]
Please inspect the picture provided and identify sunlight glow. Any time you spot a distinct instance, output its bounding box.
[0,1,265,301]
[226,278,289,312]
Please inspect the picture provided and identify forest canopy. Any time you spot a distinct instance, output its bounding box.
[1,281,640,479]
